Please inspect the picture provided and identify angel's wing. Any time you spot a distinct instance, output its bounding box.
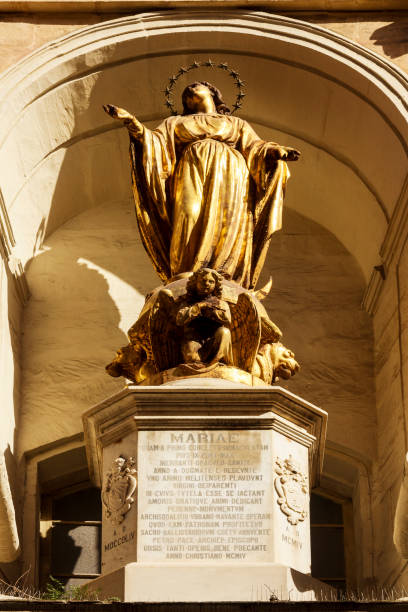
[148,291,182,372]
[230,292,261,372]
[127,311,153,362]
[253,277,273,301]
[260,317,282,345]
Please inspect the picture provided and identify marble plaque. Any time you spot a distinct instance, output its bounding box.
[137,429,274,562]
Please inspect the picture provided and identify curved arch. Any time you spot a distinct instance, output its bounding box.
[0,10,395,567]
[0,11,406,282]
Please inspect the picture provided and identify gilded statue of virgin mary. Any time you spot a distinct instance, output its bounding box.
[103,80,300,290]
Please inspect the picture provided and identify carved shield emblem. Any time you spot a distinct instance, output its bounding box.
[274,456,308,525]
[102,456,137,526]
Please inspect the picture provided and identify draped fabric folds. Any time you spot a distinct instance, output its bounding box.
[129,113,289,289]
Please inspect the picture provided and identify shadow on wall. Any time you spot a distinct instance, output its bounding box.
[17,46,375,466]
[0,254,24,574]
[19,196,157,456]
[258,208,376,462]
[17,55,161,456]
[0,446,21,583]
[370,18,408,59]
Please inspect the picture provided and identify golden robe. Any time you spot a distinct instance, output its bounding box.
[129,113,289,289]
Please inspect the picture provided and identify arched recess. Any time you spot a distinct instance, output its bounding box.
[0,10,407,567]
[0,10,407,279]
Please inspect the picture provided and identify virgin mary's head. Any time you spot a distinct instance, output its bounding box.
[182,81,231,115]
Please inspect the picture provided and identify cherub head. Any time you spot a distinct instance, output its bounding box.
[186,268,223,301]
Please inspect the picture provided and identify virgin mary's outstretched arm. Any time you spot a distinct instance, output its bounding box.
[128,118,178,283]
[103,104,176,282]
[237,119,293,289]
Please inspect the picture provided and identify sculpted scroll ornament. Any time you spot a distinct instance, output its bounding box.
[102,457,137,526]
[274,456,308,525]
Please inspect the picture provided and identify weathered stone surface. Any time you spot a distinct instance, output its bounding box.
[19,205,374,466]
[84,385,327,601]
[101,435,138,575]
[18,199,155,456]
[136,429,310,571]
[0,9,407,76]
[0,8,405,590]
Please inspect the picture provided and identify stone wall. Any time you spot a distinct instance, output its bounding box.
[0,11,407,77]
[18,195,376,585]
[0,6,406,590]
[19,203,375,463]
[372,224,408,587]
[0,258,22,570]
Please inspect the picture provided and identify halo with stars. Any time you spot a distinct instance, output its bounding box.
[164,59,245,115]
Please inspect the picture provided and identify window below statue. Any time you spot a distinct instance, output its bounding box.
[40,485,101,590]
[310,492,348,592]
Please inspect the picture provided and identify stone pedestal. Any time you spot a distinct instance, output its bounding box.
[83,384,328,602]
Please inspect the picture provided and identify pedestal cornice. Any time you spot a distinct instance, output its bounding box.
[83,385,327,490]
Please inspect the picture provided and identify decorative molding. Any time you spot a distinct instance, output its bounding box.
[0,0,406,12]
[380,174,408,266]
[1,11,408,120]
[98,414,317,452]
[0,188,15,260]
[361,267,385,317]
[0,189,29,306]
[102,456,137,525]
[0,11,407,309]
[274,455,308,525]
[83,386,327,488]
[24,432,84,460]
[362,174,408,316]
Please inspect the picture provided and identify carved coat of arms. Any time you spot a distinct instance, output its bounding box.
[274,456,308,525]
[102,456,137,525]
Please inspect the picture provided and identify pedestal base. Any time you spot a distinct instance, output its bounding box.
[84,386,328,602]
[87,563,333,602]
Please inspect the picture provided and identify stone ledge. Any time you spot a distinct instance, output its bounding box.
[2,600,408,611]
[0,0,407,12]
[83,385,327,488]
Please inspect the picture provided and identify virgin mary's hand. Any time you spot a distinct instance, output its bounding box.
[103,104,134,121]
[266,145,301,162]
[283,147,301,161]
[103,104,144,139]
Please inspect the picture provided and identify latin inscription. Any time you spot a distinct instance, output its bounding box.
[104,529,135,552]
[137,430,273,562]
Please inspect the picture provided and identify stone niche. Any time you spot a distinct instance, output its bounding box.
[83,384,328,602]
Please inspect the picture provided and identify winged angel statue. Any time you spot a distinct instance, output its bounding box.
[103,73,300,386]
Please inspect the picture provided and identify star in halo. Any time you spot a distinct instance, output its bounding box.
[190,60,201,69]
[177,66,188,75]
[218,62,229,70]
[204,59,215,67]
[169,75,177,85]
